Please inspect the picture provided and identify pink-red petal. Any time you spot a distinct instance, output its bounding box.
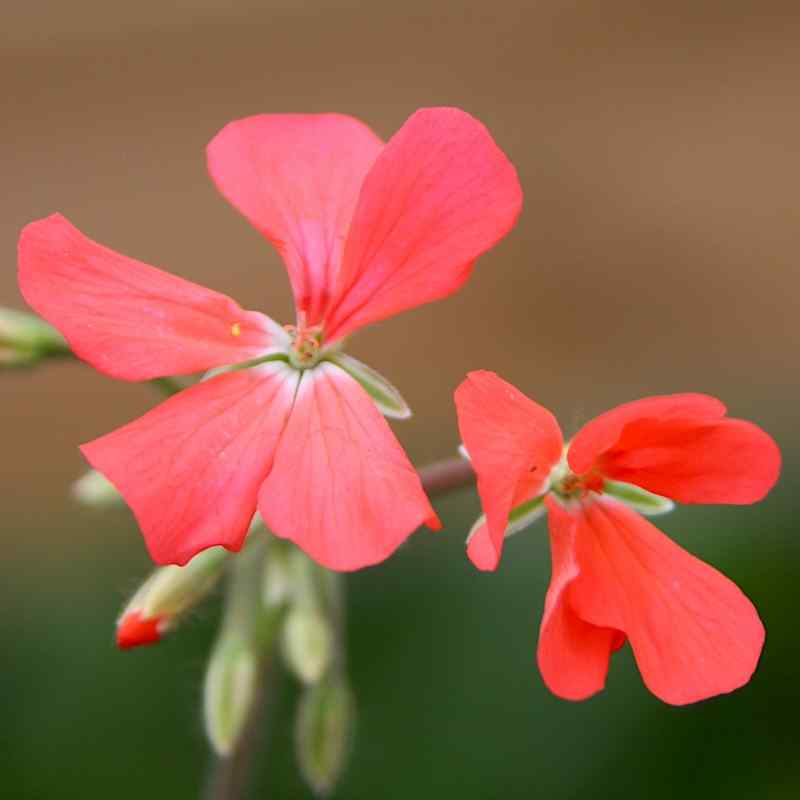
[455,371,563,571]
[18,214,280,380]
[323,108,522,342]
[82,363,299,565]
[569,394,780,504]
[258,362,439,571]
[568,394,726,474]
[538,497,621,700]
[565,498,765,705]
[206,114,384,325]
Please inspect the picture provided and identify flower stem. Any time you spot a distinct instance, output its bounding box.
[203,454,476,800]
[418,456,475,497]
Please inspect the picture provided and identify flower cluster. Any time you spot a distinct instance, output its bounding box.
[13,103,781,747]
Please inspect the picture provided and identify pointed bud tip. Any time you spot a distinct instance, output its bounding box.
[116,611,164,649]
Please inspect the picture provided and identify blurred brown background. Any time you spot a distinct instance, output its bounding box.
[3,2,799,798]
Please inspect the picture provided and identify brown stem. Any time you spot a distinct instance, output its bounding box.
[418,456,475,497]
[204,454,476,800]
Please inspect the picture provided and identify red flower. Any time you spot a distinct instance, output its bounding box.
[18,109,522,570]
[455,371,780,704]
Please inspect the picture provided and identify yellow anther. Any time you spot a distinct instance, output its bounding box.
[230,323,241,337]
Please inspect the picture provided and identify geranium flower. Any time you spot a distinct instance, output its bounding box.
[18,108,522,570]
[455,371,780,704]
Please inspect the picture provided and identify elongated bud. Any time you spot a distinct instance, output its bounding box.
[116,547,228,649]
[279,548,336,685]
[0,307,68,366]
[204,537,280,755]
[262,537,295,609]
[204,635,259,756]
[282,606,334,685]
[72,469,123,507]
[296,676,356,797]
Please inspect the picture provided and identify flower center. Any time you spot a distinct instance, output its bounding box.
[549,448,604,501]
[284,322,324,369]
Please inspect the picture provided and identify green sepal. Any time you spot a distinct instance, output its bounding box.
[324,352,411,419]
[603,480,675,516]
[203,351,290,381]
[466,494,547,546]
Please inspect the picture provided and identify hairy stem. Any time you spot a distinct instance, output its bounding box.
[204,454,476,800]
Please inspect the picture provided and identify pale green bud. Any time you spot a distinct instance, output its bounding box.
[203,536,281,755]
[116,547,228,648]
[282,605,334,686]
[72,469,123,507]
[0,307,68,366]
[204,635,259,756]
[262,538,295,609]
[137,547,228,619]
[296,676,356,797]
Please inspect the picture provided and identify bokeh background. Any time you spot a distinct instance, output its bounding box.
[3,1,799,797]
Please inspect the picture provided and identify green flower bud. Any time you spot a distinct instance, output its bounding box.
[296,676,355,797]
[282,605,334,686]
[203,536,279,756]
[204,635,259,756]
[0,307,68,366]
[275,547,342,685]
[262,538,295,609]
[116,547,228,648]
[72,469,123,507]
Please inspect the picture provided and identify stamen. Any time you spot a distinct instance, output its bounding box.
[284,321,325,369]
[230,322,241,337]
[549,448,604,500]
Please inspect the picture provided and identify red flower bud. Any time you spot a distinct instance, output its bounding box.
[116,611,164,650]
